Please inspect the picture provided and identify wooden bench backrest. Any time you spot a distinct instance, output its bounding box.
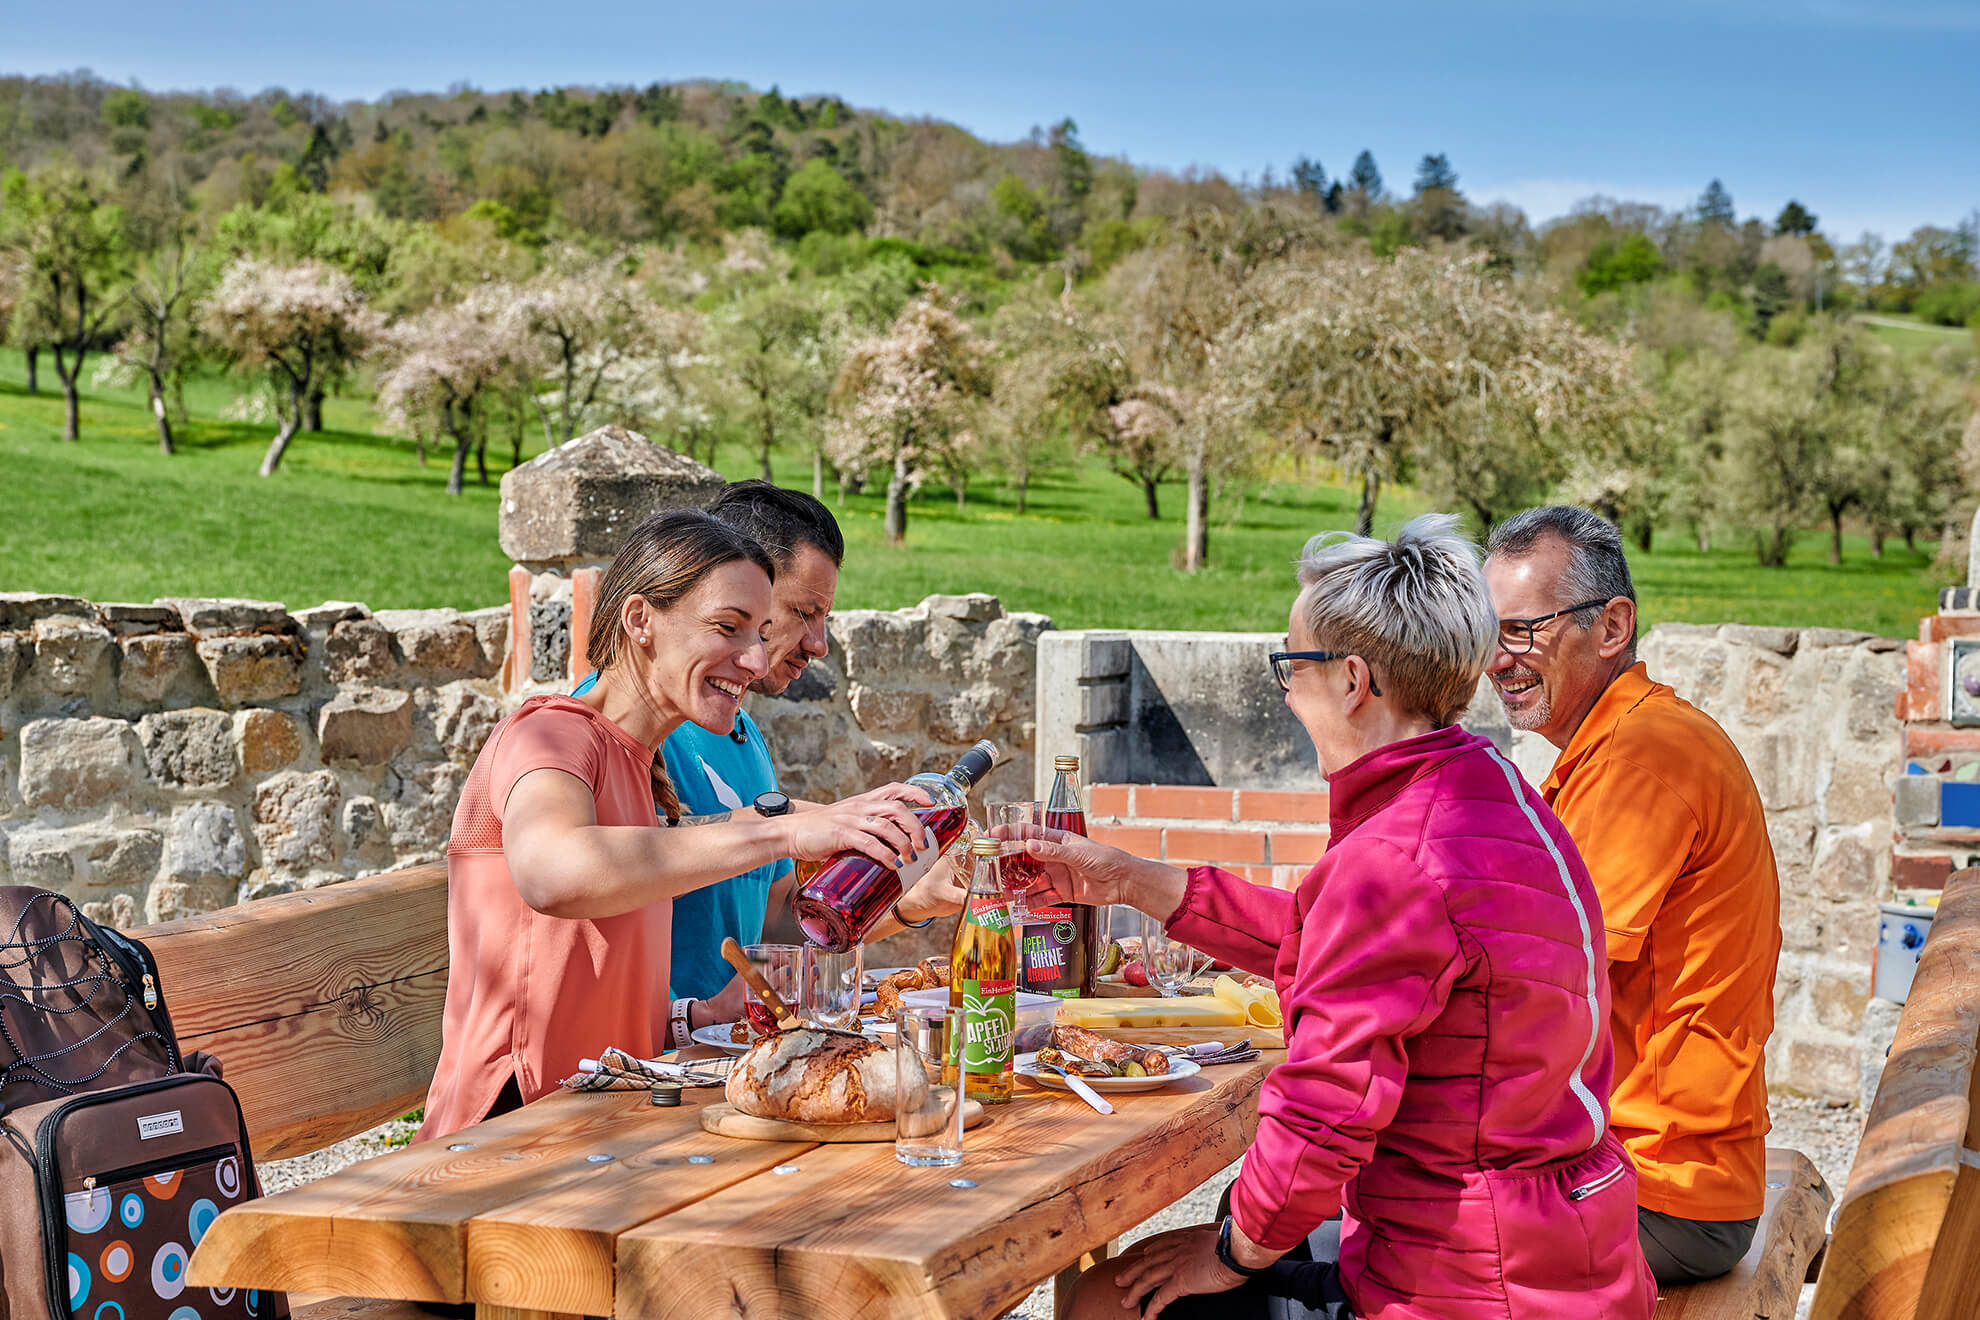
[1810,868,1980,1320]
[138,865,450,1162]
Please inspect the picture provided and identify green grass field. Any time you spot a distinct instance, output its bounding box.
[1859,313,1976,365]
[0,347,1948,636]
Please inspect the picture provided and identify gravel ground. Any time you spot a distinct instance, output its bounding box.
[259,1096,1863,1319]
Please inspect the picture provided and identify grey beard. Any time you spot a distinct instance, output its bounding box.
[1493,674,1553,732]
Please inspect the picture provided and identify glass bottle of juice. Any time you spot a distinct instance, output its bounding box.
[1023,755,1098,997]
[793,740,997,952]
[947,835,1018,1104]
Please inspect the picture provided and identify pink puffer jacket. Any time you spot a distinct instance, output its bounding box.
[1168,724,1654,1319]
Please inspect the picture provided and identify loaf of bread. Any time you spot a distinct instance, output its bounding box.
[725,1028,928,1123]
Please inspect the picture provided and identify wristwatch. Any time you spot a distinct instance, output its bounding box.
[1216,1216,1272,1278]
[752,791,792,818]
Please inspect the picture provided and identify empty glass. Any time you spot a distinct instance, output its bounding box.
[802,942,864,1031]
[1141,913,1214,997]
[895,1004,965,1167]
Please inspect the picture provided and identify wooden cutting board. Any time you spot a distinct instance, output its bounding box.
[700,1095,988,1143]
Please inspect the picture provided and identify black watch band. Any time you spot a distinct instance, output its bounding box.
[1216,1216,1272,1278]
[752,791,792,818]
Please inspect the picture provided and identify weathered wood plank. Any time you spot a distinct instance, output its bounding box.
[615,1060,1266,1320]
[1810,869,1980,1320]
[141,865,451,1157]
[1653,1148,1831,1319]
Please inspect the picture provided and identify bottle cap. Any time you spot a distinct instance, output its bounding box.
[648,1083,683,1107]
[951,740,1000,787]
[970,836,1005,857]
[1054,756,1081,772]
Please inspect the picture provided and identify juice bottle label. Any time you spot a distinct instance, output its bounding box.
[959,978,1015,1073]
[968,895,1012,929]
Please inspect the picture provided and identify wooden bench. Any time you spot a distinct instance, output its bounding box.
[142,864,451,1320]
[1651,1146,1831,1318]
[1807,867,1980,1319]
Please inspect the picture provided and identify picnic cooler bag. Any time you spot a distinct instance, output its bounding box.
[0,886,288,1320]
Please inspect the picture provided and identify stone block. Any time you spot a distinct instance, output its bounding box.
[138,708,236,790]
[1767,811,1818,883]
[430,682,502,763]
[80,893,138,930]
[145,876,238,923]
[1080,679,1130,729]
[781,658,837,702]
[157,597,289,635]
[0,634,24,702]
[1742,726,1818,812]
[7,829,76,889]
[1846,651,1905,744]
[1901,640,1942,722]
[1783,1036,1859,1102]
[386,762,465,856]
[854,736,918,785]
[1826,756,1892,828]
[376,608,481,678]
[19,718,143,810]
[497,425,726,567]
[85,830,163,890]
[292,601,368,630]
[97,602,183,636]
[1813,830,1885,903]
[924,593,1002,624]
[197,634,304,704]
[926,685,1004,745]
[236,708,303,774]
[1802,627,1877,649]
[323,618,396,684]
[252,771,340,873]
[830,610,929,679]
[1780,896,1831,954]
[1894,774,1940,828]
[167,801,248,882]
[32,614,114,694]
[848,683,931,734]
[1857,996,1904,1112]
[464,605,510,675]
[118,633,205,704]
[1719,624,1800,656]
[0,592,91,629]
[1740,650,1790,724]
[318,687,414,766]
[529,598,571,683]
[342,796,390,859]
[1813,968,1871,1034]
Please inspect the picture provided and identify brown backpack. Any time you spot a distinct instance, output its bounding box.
[0,887,286,1320]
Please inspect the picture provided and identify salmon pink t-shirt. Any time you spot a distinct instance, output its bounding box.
[418,695,670,1141]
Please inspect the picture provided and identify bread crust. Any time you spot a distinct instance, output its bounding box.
[725,1028,928,1123]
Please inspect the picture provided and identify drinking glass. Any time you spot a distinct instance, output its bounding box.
[801,942,864,1031]
[987,801,1043,987]
[895,1004,965,1167]
[741,943,801,1033]
[1141,913,1214,997]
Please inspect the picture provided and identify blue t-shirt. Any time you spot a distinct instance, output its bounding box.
[570,671,791,1002]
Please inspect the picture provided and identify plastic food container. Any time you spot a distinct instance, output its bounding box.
[902,987,1058,1053]
[1874,901,1936,1003]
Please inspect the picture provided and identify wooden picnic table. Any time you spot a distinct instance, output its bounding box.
[187,1047,1274,1320]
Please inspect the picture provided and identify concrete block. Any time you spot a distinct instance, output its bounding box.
[1895,774,1939,828]
[497,425,725,568]
[1079,678,1129,729]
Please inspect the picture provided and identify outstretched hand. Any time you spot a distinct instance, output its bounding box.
[786,783,933,870]
[998,825,1188,920]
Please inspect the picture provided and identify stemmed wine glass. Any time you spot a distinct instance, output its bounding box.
[986,800,1043,990]
[1141,913,1214,997]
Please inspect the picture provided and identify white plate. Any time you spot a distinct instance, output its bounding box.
[863,965,913,986]
[1015,1052,1201,1093]
[691,1023,759,1054]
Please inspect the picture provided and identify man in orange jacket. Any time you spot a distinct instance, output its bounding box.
[1483,506,1780,1285]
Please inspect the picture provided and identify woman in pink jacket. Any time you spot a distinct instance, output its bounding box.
[1034,514,1654,1320]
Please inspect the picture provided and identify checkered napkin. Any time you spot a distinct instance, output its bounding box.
[1175,1040,1259,1066]
[559,1046,734,1091]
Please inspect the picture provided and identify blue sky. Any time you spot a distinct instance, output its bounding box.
[13,1,1977,242]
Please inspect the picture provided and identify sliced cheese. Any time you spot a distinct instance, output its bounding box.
[1213,974,1283,1028]
[1055,997,1248,1029]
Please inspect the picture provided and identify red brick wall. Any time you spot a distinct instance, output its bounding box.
[1088,784,1330,890]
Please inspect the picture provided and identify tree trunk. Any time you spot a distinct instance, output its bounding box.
[24,345,38,393]
[510,408,524,469]
[812,447,824,500]
[475,428,489,486]
[885,451,910,545]
[1015,471,1029,515]
[1905,525,1918,553]
[954,475,966,511]
[1870,526,1886,559]
[1828,505,1845,566]
[415,433,427,466]
[1142,477,1161,520]
[1354,468,1381,538]
[1696,524,1711,553]
[1184,453,1210,572]
[303,387,325,433]
[150,375,175,455]
[260,413,301,476]
[448,430,471,496]
[1630,518,1652,554]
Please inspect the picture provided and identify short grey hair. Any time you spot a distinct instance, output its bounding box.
[1485,506,1638,653]
[1296,513,1497,725]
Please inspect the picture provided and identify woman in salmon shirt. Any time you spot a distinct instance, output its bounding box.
[1029,514,1654,1320]
[419,510,938,1139]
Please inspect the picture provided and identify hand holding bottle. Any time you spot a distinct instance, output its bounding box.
[786,785,932,869]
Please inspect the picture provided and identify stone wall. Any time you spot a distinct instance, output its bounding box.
[0,592,508,927]
[1510,623,1905,1101]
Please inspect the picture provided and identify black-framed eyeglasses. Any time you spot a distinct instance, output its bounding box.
[1268,650,1383,696]
[1496,598,1614,655]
